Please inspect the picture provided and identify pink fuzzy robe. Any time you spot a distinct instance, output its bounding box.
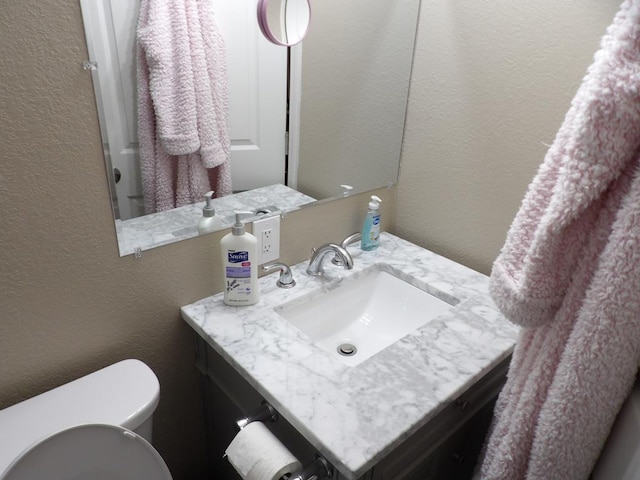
[476,1,640,479]
[137,0,231,214]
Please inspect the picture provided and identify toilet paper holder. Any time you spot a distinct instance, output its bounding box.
[285,454,333,480]
[235,402,334,480]
[236,401,279,429]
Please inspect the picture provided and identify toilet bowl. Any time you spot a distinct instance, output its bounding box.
[0,359,172,480]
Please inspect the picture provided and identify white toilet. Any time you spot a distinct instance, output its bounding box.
[0,359,172,480]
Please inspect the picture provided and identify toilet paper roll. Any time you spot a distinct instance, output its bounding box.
[225,421,302,480]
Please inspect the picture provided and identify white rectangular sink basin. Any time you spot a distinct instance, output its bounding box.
[276,264,459,366]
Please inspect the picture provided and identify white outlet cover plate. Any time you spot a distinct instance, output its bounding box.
[253,215,280,265]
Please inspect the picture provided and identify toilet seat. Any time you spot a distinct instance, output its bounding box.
[0,424,173,480]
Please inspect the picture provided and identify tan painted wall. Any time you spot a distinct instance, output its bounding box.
[395,0,622,274]
[0,1,394,478]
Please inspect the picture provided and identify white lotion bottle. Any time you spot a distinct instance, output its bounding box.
[221,213,259,306]
[197,191,222,234]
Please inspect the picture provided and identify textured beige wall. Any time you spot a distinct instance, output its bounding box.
[395,0,622,274]
[0,1,394,478]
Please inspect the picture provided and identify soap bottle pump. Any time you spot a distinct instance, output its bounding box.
[220,212,259,306]
[197,191,222,234]
[361,195,382,251]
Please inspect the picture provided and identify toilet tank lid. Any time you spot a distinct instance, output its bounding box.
[0,359,160,474]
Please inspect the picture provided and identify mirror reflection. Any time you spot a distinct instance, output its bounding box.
[80,0,421,256]
[257,0,311,46]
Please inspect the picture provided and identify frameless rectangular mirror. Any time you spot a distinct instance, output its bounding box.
[79,0,421,256]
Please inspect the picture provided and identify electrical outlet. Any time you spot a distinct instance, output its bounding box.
[253,215,280,265]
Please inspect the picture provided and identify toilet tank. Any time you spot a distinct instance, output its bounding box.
[0,359,160,474]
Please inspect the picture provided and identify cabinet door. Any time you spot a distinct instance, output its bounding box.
[213,0,287,192]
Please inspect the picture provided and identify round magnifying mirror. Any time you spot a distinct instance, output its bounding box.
[257,0,311,46]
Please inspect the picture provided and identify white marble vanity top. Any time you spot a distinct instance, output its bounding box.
[180,232,519,479]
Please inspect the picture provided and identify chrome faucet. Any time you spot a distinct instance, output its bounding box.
[306,243,353,276]
[332,232,361,266]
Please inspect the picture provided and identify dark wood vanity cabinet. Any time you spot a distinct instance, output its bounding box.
[194,334,509,480]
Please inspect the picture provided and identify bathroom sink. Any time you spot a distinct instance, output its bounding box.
[276,264,458,366]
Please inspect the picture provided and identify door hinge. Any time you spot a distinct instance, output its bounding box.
[285,131,289,156]
[83,60,98,71]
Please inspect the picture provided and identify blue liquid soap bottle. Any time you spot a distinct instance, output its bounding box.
[361,195,382,251]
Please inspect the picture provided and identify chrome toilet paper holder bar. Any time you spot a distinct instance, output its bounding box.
[236,401,279,429]
[285,454,333,480]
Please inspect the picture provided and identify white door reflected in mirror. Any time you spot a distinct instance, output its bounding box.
[257,0,310,46]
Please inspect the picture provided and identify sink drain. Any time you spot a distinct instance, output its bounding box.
[337,343,357,356]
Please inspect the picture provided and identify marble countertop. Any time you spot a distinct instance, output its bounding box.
[180,232,519,479]
[115,184,315,256]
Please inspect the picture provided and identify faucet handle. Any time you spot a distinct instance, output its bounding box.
[332,232,361,266]
[263,262,296,289]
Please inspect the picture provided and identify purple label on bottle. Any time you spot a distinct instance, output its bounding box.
[226,266,251,278]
